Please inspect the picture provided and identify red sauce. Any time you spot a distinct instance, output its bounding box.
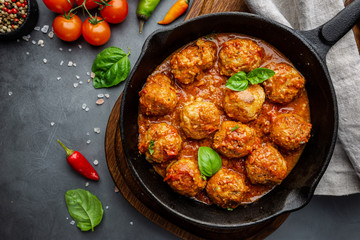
[138,33,311,204]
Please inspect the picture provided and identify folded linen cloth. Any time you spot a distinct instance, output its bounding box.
[245,0,360,195]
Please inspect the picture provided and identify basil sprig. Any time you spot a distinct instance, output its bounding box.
[65,189,104,231]
[226,68,275,91]
[148,139,155,155]
[198,147,222,177]
[91,46,131,89]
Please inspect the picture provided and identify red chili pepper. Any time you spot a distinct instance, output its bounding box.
[57,139,100,181]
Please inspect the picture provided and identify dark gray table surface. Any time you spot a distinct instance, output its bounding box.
[1,1,360,239]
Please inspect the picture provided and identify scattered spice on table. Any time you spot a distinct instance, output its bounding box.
[0,0,28,33]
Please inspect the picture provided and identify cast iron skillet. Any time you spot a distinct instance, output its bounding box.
[120,0,360,234]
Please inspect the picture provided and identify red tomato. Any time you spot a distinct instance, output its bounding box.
[100,0,128,24]
[75,0,98,10]
[53,14,82,42]
[82,17,111,46]
[42,0,74,13]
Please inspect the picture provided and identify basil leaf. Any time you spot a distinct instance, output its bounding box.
[65,189,103,232]
[231,125,239,132]
[198,147,222,177]
[225,71,248,91]
[92,47,131,89]
[148,139,155,155]
[246,68,275,85]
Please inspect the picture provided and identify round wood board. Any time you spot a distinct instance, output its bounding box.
[105,94,289,240]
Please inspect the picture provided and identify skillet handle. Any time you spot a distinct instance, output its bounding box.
[299,0,360,61]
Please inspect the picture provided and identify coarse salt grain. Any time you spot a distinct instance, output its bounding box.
[17,39,20,42]
[73,63,77,67]
[48,31,54,39]
[8,91,13,96]
[85,182,89,187]
[22,35,30,41]
[76,75,80,79]
[93,160,99,165]
[50,122,55,126]
[60,60,64,66]
[86,72,90,76]
[41,25,49,33]
[26,52,29,55]
[96,99,104,105]
[59,47,63,51]
[68,61,73,67]
[94,128,100,134]
[86,139,91,144]
[130,222,134,225]
[97,94,104,98]
[85,107,90,112]
[82,104,87,109]
[104,94,110,99]
[43,58,48,64]
[70,220,75,225]
[78,44,82,49]
[68,48,72,52]
[34,26,40,31]
[86,132,90,136]
[106,206,109,210]
[57,77,61,81]
[32,40,36,44]
[79,81,83,85]
[73,83,79,88]
[38,40,44,47]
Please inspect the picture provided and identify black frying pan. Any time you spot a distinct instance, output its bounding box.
[119,0,360,237]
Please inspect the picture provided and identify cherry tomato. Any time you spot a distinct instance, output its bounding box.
[82,17,111,46]
[53,14,82,42]
[75,0,98,10]
[42,0,74,14]
[100,0,128,24]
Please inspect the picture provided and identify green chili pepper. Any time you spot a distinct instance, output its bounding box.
[136,0,161,34]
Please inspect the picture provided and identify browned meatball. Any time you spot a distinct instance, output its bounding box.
[263,62,305,104]
[245,145,287,185]
[180,101,221,139]
[139,123,182,163]
[213,121,258,158]
[219,39,263,76]
[270,114,312,150]
[170,39,216,84]
[206,168,248,209]
[224,84,265,122]
[164,158,207,197]
[139,74,178,116]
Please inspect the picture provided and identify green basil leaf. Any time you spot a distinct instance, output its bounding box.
[225,71,248,91]
[148,139,155,155]
[65,189,103,232]
[246,68,275,85]
[231,125,239,132]
[92,47,131,89]
[198,147,222,177]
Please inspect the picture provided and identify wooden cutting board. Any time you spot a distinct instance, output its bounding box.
[105,0,360,239]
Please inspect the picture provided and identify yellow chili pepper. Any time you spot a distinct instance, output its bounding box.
[158,0,189,25]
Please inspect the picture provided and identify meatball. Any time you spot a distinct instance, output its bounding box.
[219,39,263,76]
[224,84,265,122]
[180,101,221,139]
[245,145,287,185]
[164,158,207,197]
[213,121,258,158]
[139,123,182,163]
[170,39,216,84]
[139,74,178,116]
[262,62,305,104]
[270,114,312,150]
[206,168,248,209]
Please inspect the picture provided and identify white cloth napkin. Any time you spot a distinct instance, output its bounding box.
[245,0,360,195]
